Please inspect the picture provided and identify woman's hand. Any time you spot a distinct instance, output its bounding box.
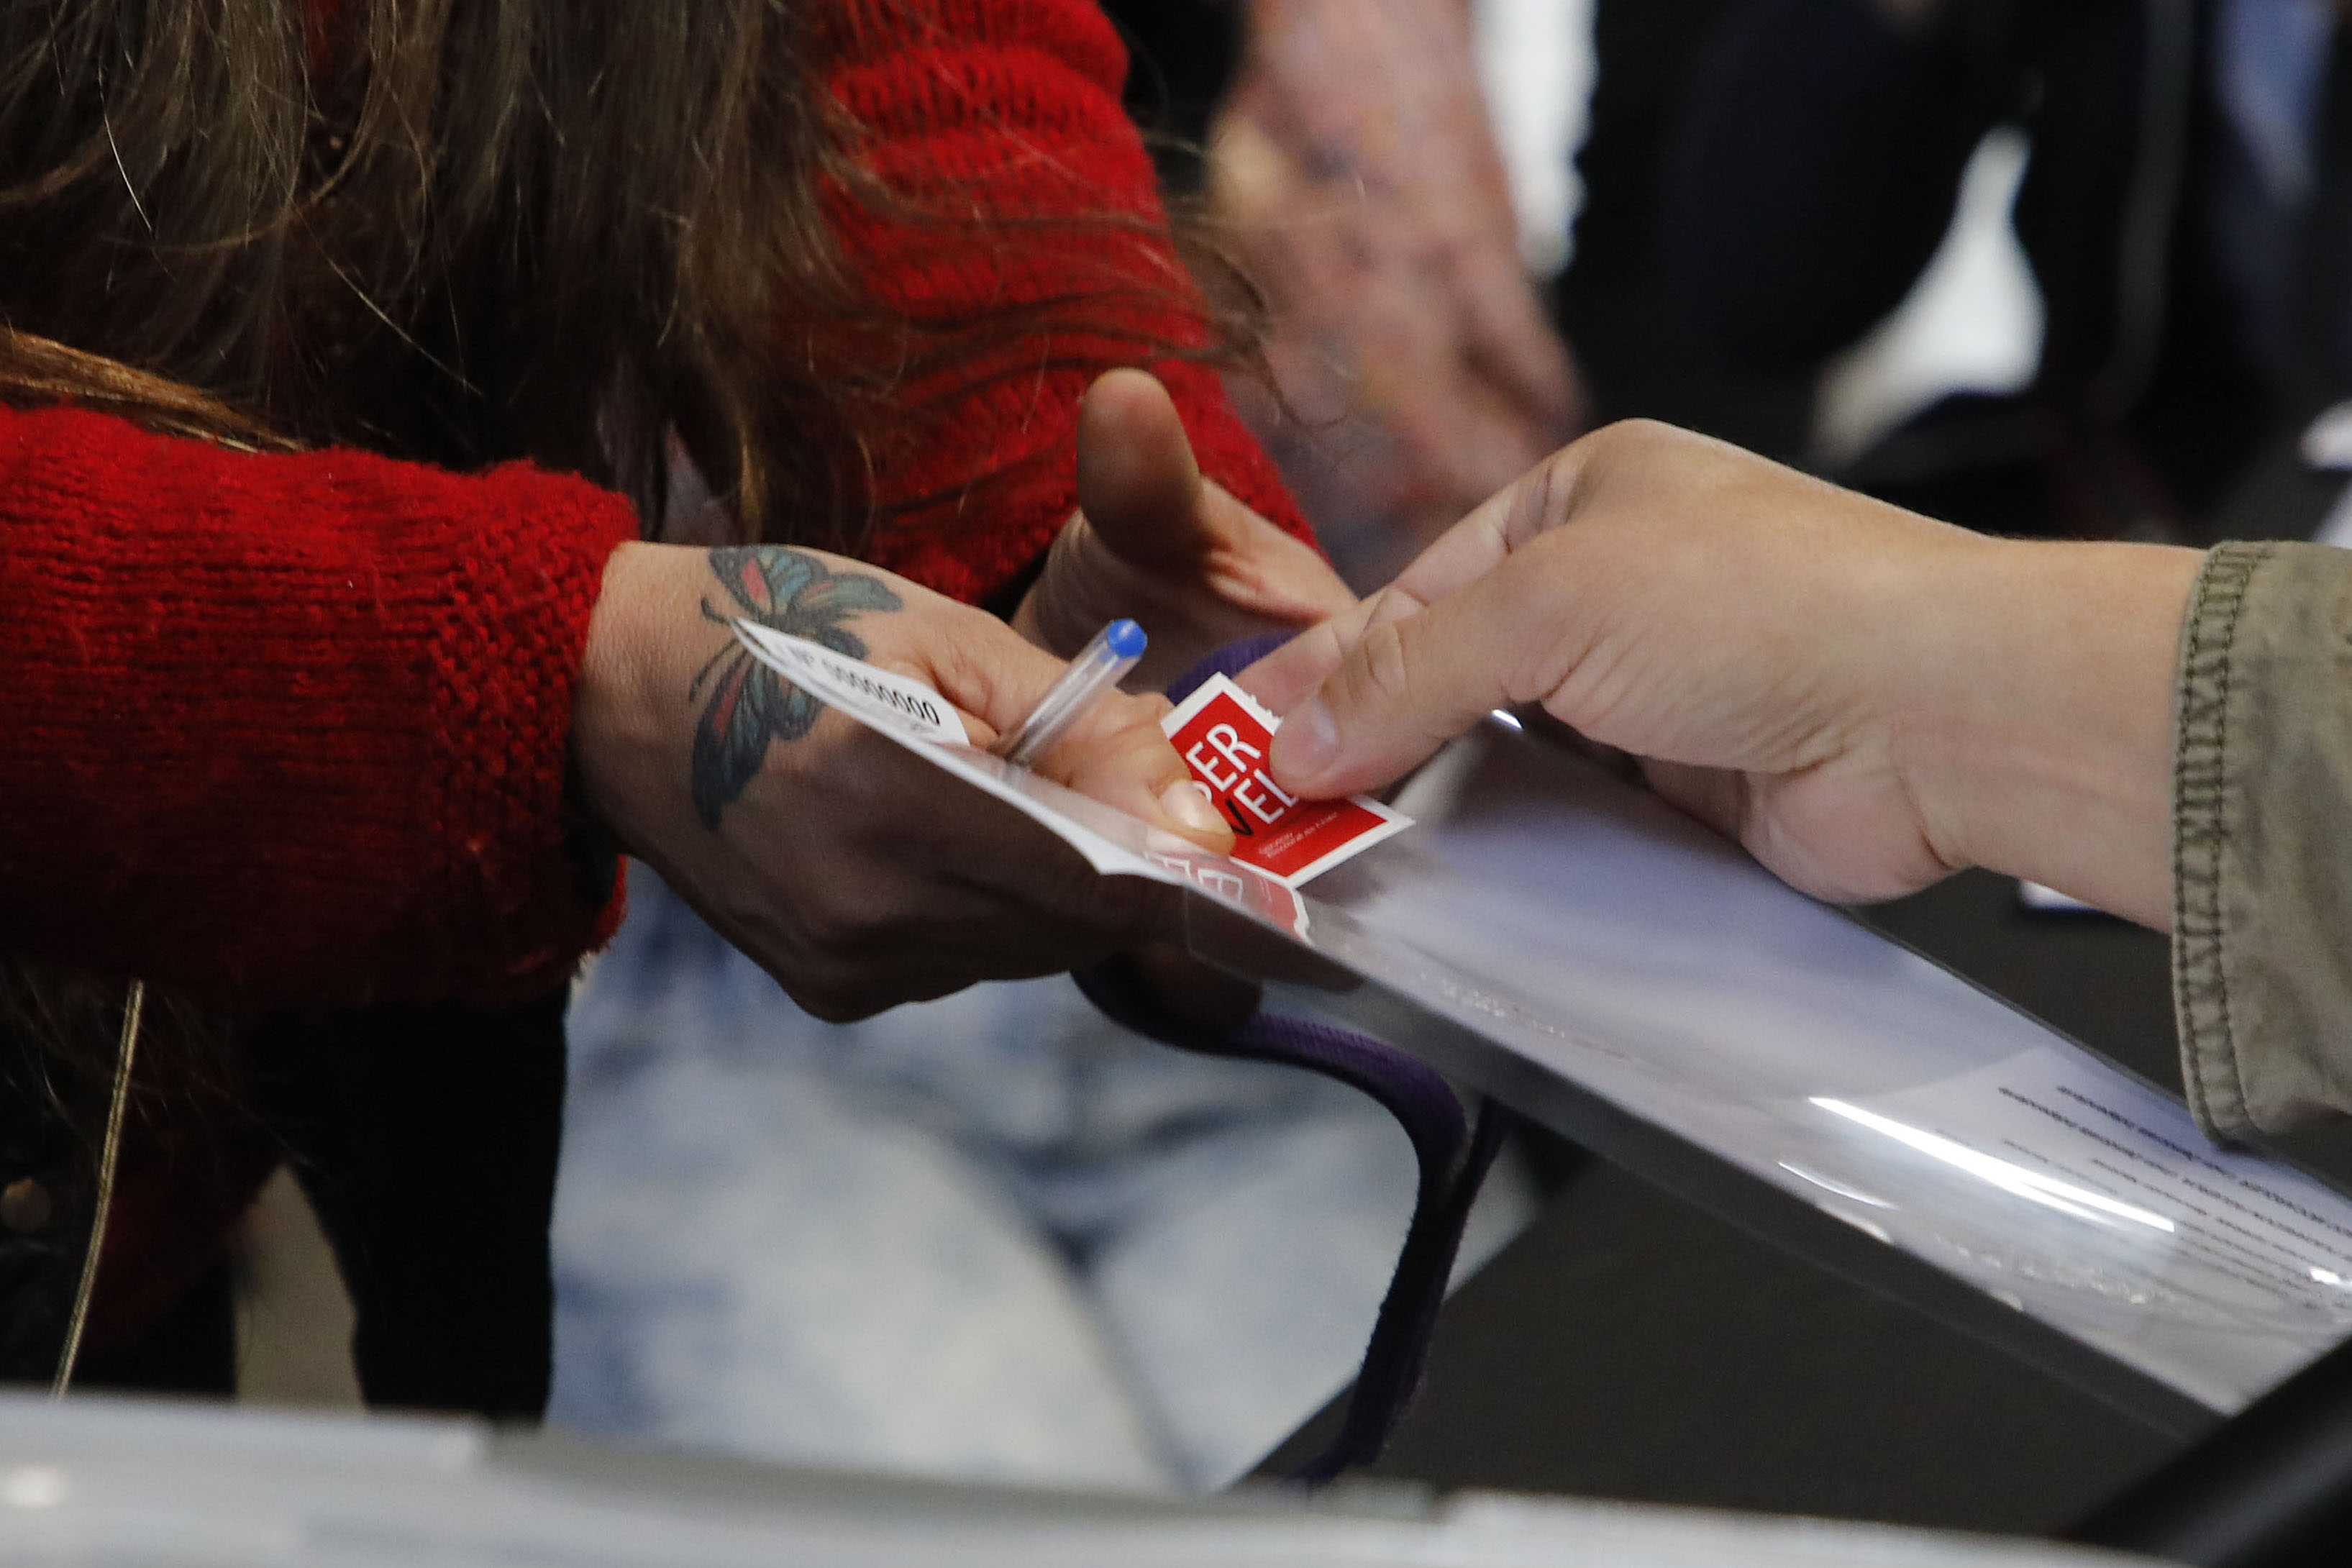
[574,541,1233,1019]
[1248,421,2201,926]
[1016,369,1354,689]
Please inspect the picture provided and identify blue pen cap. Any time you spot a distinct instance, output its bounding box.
[1104,619,1148,661]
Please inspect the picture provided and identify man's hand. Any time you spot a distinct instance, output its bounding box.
[575,541,1233,1020]
[1016,369,1354,688]
[1249,421,2200,926]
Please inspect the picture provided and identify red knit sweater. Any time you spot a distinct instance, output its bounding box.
[0,0,1305,1014]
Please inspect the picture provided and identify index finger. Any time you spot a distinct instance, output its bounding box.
[1390,440,1588,605]
[1042,689,1239,859]
[894,602,1235,854]
[1269,547,1561,798]
[1239,450,1556,714]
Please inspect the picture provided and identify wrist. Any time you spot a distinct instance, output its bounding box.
[573,541,705,852]
[1895,538,2201,925]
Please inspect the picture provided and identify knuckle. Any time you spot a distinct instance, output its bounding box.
[1589,416,1672,455]
[1352,620,1418,711]
[1567,418,1670,486]
[1083,691,1170,753]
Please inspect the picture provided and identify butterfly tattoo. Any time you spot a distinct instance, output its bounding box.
[688,548,903,829]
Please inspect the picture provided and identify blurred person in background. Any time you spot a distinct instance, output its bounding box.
[1106,0,1592,587]
[1202,0,1590,587]
[1667,0,2352,542]
[1554,0,1825,461]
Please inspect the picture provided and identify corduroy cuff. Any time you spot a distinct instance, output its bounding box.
[2173,540,2352,1139]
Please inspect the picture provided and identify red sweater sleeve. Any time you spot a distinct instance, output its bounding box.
[823,0,1311,603]
[0,406,637,1009]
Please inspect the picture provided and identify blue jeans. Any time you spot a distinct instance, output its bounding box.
[547,869,1531,1490]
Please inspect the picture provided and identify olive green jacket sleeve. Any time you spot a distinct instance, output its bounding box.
[2174,539,2352,1139]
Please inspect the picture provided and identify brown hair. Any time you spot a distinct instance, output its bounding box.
[0,0,1259,549]
[0,0,857,539]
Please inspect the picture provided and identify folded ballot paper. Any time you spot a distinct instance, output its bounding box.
[737,622,2352,1434]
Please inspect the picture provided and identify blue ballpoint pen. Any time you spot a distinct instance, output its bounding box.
[994,619,1147,768]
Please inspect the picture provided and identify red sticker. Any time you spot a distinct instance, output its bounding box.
[1162,676,1410,887]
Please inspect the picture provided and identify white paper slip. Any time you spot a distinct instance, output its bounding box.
[730,622,967,746]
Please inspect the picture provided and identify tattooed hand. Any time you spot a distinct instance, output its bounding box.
[573,542,1234,1019]
[1016,370,1354,688]
[687,547,903,829]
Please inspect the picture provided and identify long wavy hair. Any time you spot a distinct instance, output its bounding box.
[0,0,1257,1103]
[0,0,875,542]
[0,0,1254,542]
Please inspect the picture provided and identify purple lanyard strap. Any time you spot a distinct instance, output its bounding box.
[1075,637,1515,1485]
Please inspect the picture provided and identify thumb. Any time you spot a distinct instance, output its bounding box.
[1074,368,1211,570]
[1270,565,1546,798]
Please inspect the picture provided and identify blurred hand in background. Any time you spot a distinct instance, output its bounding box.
[1209,0,1589,588]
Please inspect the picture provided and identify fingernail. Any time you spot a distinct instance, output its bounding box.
[1274,697,1336,783]
[1159,780,1224,834]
